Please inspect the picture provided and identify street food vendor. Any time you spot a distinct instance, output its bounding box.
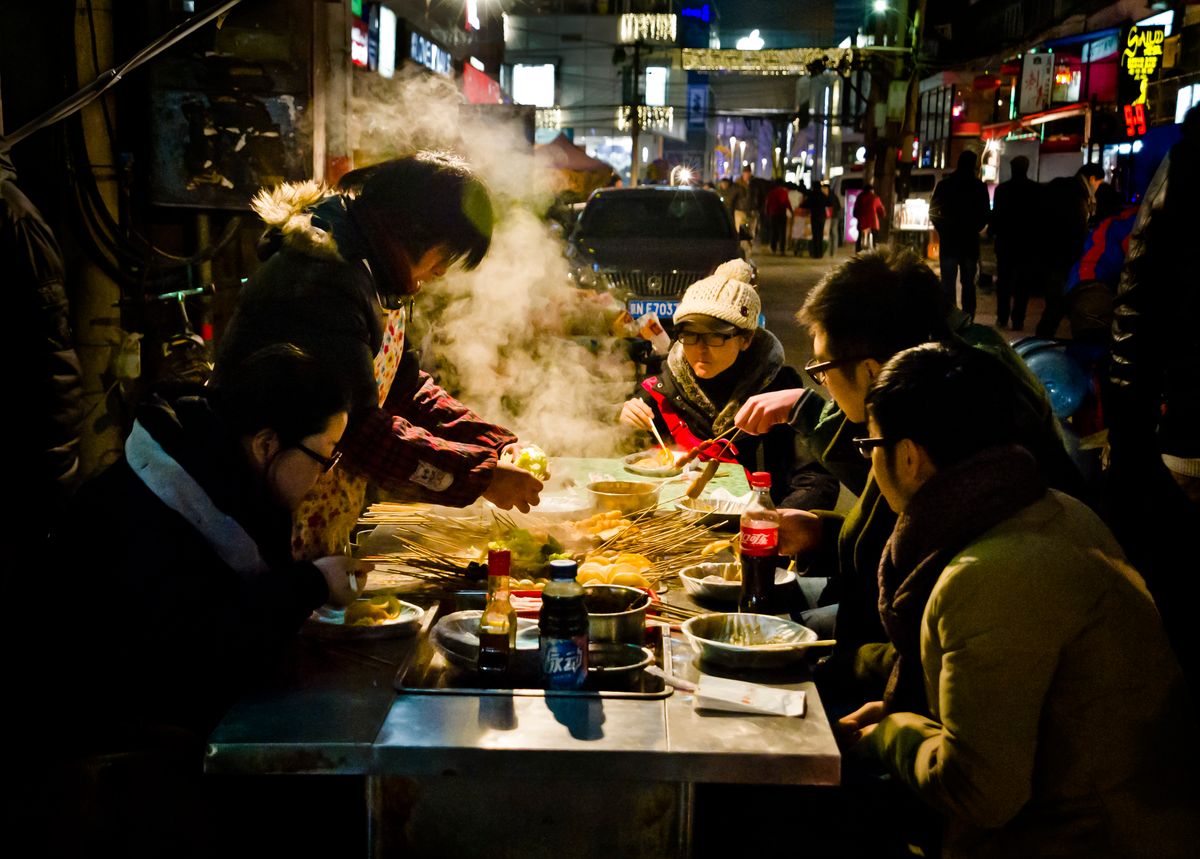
[619,259,838,510]
[214,152,543,561]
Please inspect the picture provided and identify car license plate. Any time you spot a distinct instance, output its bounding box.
[627,299,679,319]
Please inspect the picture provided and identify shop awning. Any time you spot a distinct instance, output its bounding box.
[981,102,1089,139]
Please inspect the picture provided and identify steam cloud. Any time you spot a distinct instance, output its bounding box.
[349,70,637,457]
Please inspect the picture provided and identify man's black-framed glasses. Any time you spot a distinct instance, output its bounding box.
[677,330,739,347]
[295,443,343,473]
[804,355,871,385]
[851,436,890,460]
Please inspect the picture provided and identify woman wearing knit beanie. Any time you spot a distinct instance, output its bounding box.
[619,261,839,509]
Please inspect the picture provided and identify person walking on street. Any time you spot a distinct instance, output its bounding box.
[853,183,885,251]
[989,155,1041,330]
[735,166,760,245]
[823,181,842,256]
[1037,163,1104,337]
[806,182,829,260]
[930,150,990,320]
[765,181,792,254]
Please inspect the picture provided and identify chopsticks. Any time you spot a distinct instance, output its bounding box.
[646,420,674,465]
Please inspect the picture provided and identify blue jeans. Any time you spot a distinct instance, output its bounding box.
[940,254,978,318]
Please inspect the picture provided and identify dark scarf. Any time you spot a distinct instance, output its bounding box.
[664,328,785,438]
[878,444,1046,716]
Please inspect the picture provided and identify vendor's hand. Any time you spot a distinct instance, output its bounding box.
[734,389,804,435]
[836,700,885,745]
[313,555,370,607]
[483,461,544,513]
[777,508,824,556]
[619,398,656,431]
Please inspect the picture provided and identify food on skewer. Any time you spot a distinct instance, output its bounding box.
[501,443,550,480]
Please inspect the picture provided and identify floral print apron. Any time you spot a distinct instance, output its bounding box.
[291,307,405,561]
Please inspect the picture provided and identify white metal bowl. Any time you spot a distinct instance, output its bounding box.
[677,563,796,604]
[681,612,818,669]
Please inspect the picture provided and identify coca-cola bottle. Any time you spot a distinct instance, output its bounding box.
[739,471,780,614]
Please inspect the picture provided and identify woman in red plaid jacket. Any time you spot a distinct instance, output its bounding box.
[215,154,542,555]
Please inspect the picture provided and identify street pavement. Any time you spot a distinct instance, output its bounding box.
[752,240,1066,372]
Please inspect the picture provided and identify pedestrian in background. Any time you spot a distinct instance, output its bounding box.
[1037,163,1104,337]
[989,155,1041,330]
[823,181,841,256]
[930,150,990,321]
[853,183,885,251]
[806,182,829,260]
[765,180,791,254]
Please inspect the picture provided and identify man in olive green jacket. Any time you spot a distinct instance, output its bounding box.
[840,343,1197,858]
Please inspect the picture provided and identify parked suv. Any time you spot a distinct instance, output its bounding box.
[565,186,748,324]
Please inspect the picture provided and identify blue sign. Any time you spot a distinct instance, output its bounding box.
[411,32,451,76]
[682,5,712,23]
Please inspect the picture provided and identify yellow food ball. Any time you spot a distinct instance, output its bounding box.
[610,571,651,589]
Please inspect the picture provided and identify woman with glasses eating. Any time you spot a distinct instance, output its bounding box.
[40,345,366,769]
[619,260,838,511]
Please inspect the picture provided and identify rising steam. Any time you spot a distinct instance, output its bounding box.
[349,69,636,457]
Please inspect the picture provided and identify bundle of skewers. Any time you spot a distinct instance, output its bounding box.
[355,502,723,591]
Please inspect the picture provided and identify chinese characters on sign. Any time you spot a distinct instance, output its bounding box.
[1120,24,1165,112]
[619,14,677,44]
[1018,53,1052,115]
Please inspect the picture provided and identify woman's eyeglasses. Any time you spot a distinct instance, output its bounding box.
[295,443,343,474]
[850,436,890,460]
[677,331,739,347]
[804,355,872,385]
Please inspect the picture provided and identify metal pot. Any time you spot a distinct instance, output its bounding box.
[583,584,649,645]
[585,480,660,516]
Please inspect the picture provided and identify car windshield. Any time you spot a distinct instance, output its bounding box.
[578,192,733,240]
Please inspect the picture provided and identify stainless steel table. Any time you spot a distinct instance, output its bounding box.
[207,621,840,857]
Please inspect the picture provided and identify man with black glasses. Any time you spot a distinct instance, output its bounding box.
[732,248,1081,706]
[841,342,1198,858]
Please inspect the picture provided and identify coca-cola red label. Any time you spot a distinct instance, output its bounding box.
[740,526,778,557]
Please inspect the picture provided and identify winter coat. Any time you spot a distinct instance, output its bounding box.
[930,168,990,258]
[215,183,516,506]
[39,391,330,754]
[1041,175,1092,270]
[988,173,1041,259]
[853,190,885,232]
[637,329,839,510]
[867,488,1199,858]
[764,185,792,217]
[1109,143,1200,462]
[3,152,83,520]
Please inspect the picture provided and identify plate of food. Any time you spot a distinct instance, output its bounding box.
[623,448,682,478]
[429,610,541,673]
[675,494,744,529]
[677,562,796,604]
[304,594,425,639]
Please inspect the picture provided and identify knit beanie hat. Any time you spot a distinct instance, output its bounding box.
[673,259,760,331]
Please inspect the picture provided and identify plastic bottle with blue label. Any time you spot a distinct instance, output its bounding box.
[539,559,589,689]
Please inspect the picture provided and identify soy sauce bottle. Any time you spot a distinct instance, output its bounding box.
[538,559,588,689]
[478,549,517,679]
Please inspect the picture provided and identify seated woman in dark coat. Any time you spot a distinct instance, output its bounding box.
[39,344,361,754]
[619,260,838,510]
